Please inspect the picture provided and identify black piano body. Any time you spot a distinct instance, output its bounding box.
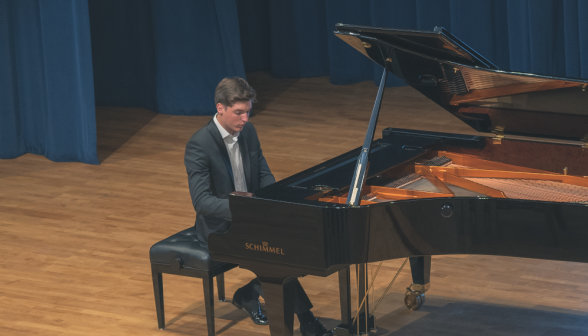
[209,24,588,336]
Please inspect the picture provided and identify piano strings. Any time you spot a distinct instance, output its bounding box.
[317,152,588,205]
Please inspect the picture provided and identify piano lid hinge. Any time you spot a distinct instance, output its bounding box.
[492,126,505,144]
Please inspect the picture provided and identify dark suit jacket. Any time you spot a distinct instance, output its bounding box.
[184,119,275,244]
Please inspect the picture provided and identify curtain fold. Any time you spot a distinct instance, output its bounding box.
[0,0,98,164]
[267,0,329,78]
[89,0,245,116]
[151,0,245,115]
[579,1,588,79]
[0,1,23,159]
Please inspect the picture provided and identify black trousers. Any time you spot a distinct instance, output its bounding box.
[239,278,313,315]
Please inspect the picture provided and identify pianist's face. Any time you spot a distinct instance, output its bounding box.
[216,100,252,135]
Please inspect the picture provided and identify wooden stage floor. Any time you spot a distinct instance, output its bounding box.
[2,72,588,335]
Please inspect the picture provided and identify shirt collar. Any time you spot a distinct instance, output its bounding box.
[213,114,239,141]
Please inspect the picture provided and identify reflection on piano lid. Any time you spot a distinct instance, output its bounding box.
[334,24,588,145]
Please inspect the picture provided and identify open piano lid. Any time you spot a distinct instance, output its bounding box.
[334,24,588,147]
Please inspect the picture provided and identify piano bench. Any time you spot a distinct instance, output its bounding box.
[149,227,237,336]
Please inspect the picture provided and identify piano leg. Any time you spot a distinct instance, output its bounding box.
[257,275,297,336]
[335,266,375,335]
[338,267,352,325]
[409,256,431,285]
[335,267,352,334]
[405,256,431,310]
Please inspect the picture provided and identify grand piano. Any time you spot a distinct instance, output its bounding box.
[209,24,588,336]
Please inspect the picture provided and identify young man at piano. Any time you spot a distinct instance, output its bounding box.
[184,77,333,336]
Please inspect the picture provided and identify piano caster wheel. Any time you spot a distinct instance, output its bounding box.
[404,288,425,310]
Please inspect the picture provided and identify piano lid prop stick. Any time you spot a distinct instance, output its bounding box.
[346,61,390,206]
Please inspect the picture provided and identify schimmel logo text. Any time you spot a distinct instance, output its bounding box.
[245,242,285,255]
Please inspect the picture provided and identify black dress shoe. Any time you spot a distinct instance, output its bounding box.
[231,289,269,325]
[300,318,333,336]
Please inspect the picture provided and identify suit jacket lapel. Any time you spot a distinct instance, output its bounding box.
[206,120,235,189]
[238,134,252,191]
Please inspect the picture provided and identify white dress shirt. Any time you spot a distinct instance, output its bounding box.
[213,115,247,192]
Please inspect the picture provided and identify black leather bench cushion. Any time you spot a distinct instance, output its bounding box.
[150,227,225,270]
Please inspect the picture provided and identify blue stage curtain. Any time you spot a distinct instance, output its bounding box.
[3,1,588,164]
[88,0,246,116]
[237,0,588,86]
[0,0,98,164]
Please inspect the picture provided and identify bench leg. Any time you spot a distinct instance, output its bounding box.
[216,273,226,302]
[203,272,215,336]
[151,266,165,329]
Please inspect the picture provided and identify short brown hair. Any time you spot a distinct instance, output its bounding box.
[214,77,257,107]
